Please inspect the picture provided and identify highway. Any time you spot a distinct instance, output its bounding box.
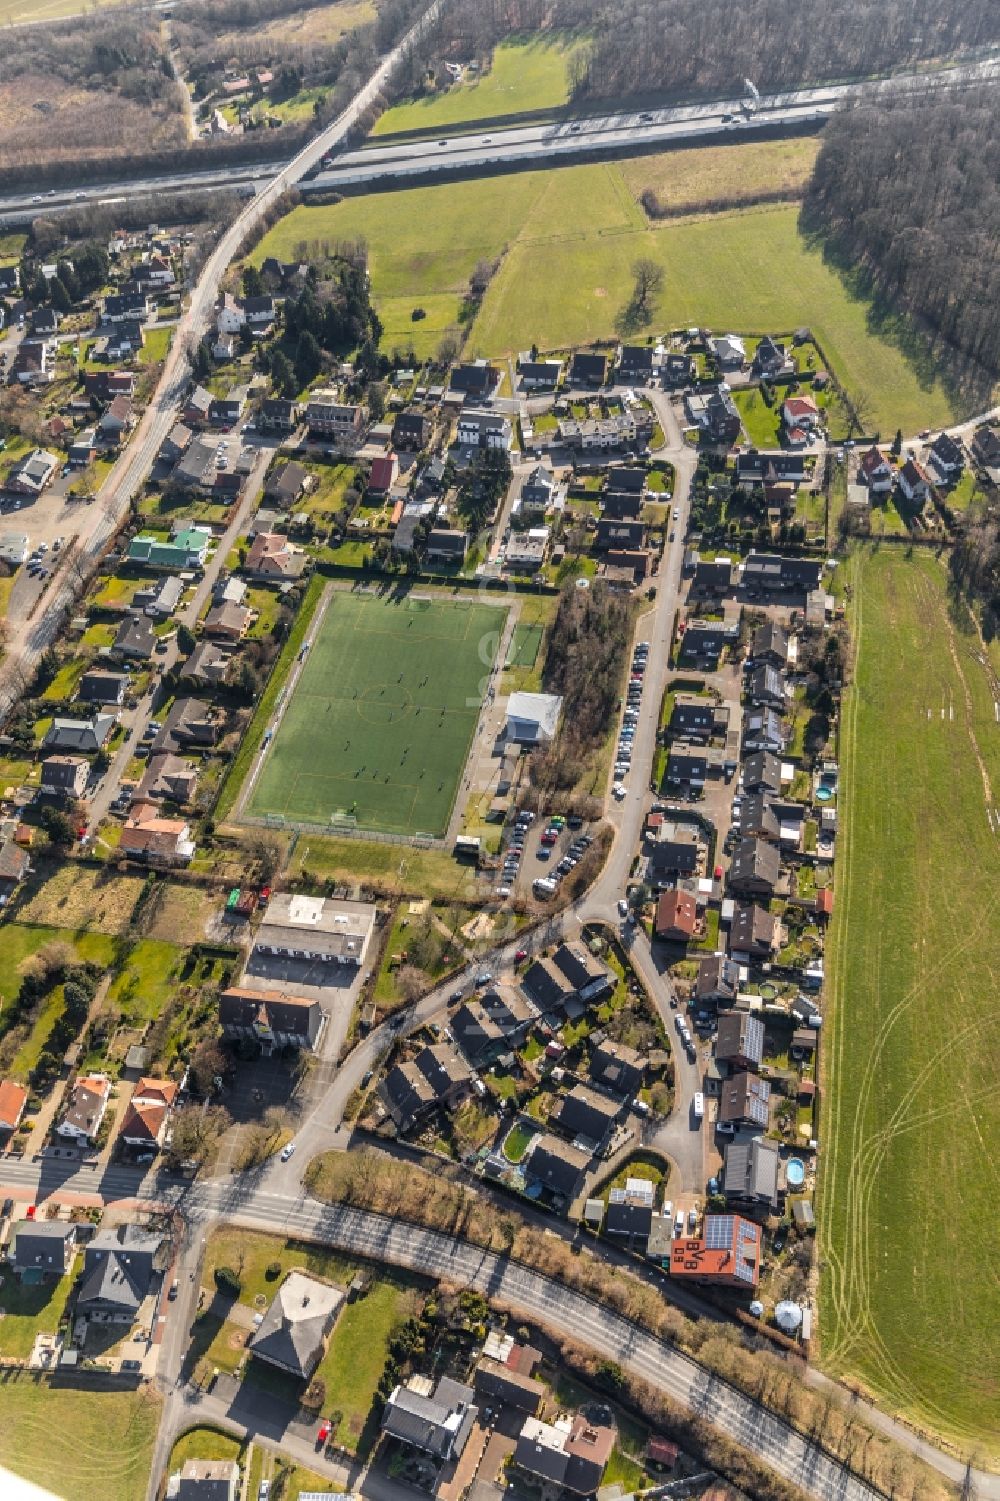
[0,57,995,223]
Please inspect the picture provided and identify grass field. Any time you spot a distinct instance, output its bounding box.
[372,33,585,137]
[820,549,1000,1453]
[0,1267,74,1358]
[0,1375,160,1500]
[245,588,505,837]
[620,135,821,211]
[254,166,965,431]
[0,0,124,20]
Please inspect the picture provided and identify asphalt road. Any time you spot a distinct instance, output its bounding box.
[0,58,995,223]
[0,1149,905,1501]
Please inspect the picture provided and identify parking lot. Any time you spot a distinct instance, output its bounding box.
[493,809,596,902]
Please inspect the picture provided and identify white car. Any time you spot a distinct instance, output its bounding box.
[612,782,627,800]
[617,898,629,917]
[279,1142,296,1162]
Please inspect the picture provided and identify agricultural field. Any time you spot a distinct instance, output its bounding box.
[244,588,506,837]
[255,162,963,433]
[821,549,1000,1453]
[372,33,585,136]
[0,1375,160,1501]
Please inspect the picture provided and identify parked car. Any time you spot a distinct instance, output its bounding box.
[279,1142,296,1162]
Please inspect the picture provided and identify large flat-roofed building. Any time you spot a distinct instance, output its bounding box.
[253,893,376,966]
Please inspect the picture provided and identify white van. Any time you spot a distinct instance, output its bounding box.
[532,877,557,898]
[693,1092,704,1121]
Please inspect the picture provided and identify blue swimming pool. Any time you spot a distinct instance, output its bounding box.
[816,786,833,802]
[786,1157,806,1188]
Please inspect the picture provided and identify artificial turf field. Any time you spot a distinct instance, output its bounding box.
[820,549,1000,1452]
[245,590,506,837]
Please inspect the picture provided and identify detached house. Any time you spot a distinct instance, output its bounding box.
[751,336,794,380]
[57,1073,111,1143]
[568,350,607,387]
[617,344,654,383]
[5,449,58,497]
[393,408,432,450]
[448,360,498,400]
[0,1080,29,1134]
[782,395,821,431]
[898,458,931,503]
[715,1010,765,1071]
[43,714,116,755]
[118,800,195,867]
[118,1077,179,1155]
[244,530,305,580]
[40,754,89,800]
[858,445,893,493]
[712,333,745,370]
[77,1226,160,1323]
[258,397,300,434]
[929,431,964,480]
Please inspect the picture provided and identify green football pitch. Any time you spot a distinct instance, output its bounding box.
[245,590,507,837]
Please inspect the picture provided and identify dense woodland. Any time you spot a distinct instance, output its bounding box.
[418,0,997,101]
[533,581,631,790]
[556,0,999,99]
[802,86,1000,381]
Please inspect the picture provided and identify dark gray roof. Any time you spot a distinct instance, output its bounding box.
[382,1375,477,1460]
[526,1135,590,1197]
[249,1270,343,1377]
[79,1226,160,1313]
[716,1010,765,1066]
[552,1084,621,1146]
[729,837,781,891]
[723,1135,780,1207]
[13,1222,75,1271]
[695,953,740,1003]
[741,750,782,791]
[589,1038,643,1096]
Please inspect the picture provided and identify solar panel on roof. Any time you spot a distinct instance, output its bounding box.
[704,1216,735,1250]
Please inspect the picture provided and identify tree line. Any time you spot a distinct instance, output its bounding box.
[534,580,631,789]
[802,84,1000,379]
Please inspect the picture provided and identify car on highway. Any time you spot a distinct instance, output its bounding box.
[279,1142,296,1162]
[31,194,41,203]
[438,139,448,146]
[569,123,580,132]
[639,112,654,122]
